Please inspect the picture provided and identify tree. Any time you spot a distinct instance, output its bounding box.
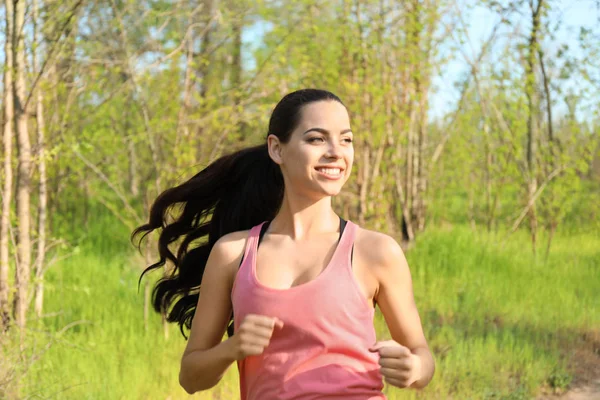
[524,0,544,254]
[32,0,48,318]
[13,0,33,329]
[1,0,15,331]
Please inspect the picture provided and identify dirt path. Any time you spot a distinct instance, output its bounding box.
[548,379,600,400]
[538,330,600,400]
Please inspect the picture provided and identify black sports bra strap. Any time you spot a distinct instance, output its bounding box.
[259,217,346,246]
[262,217,353,263]
[339,217,347,240]
[338,217,354,264]
[258,221,270,246]
[240,217,354,269]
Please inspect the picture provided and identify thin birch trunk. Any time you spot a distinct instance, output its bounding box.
[125,101,139,197]
[198,0,216,99]
[538,46,558,255]
[174,17,194,170]
[525,0,543,255]
[33,0,48,318]
[13,0,32,329]
[0,0,15,331]
[355,0,372,225]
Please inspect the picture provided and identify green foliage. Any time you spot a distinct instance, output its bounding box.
[4,212,595,399]
[2,0,599,398]
[25,0,596,248]
[547,367,572,392]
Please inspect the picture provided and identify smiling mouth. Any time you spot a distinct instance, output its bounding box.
[314,167,344,178]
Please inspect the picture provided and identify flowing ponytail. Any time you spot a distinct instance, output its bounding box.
[132,89,345,338]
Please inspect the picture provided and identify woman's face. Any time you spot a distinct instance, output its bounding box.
[268,100,354,199]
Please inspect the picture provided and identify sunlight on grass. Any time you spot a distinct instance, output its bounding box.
[7,218,599,399]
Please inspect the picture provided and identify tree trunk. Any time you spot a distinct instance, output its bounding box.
[468,171,477,231]
[484,122,494,231]
[358,146,371,225]
[144,237,151,332]
[198,0,216,99]
[33,0,48,318]
[398,78,416,241]
[231,20,242,94]
[538,44,559,255]
[111,0,162,196]
[125,98,139,197]
[174,15,194,170]
[404,0,420,237]
[0,0,15,331]
[13,0,32,328]
[417,2,435,233]
[416,87,428,232]
[46,9,79,229]
[525,0,543,255]
[230,6,246,140]
[394,161,415,242]
[405,108,414,228]
[410,0,429,233]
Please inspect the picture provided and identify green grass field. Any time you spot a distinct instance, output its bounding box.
[3,215,599,399]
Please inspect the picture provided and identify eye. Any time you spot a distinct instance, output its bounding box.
[343,138,353,143]
[308,137,325,143]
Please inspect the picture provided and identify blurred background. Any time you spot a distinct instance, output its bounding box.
[0,0,598,399]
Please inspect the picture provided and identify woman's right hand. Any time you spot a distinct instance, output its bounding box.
[227,314,284,361]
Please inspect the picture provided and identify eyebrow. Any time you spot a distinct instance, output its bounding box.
[303,127,353,135]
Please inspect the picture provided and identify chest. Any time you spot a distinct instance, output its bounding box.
[253,234,378,305]
[254,234,339,289]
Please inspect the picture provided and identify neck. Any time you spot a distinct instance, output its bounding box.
[269,190,339,240]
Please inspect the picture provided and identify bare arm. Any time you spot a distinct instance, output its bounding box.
[369,233,435,389]
[178,232,244,394]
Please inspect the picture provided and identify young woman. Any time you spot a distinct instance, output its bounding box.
[133,89,434,399]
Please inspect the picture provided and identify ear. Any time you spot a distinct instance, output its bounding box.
[267,134,284,165]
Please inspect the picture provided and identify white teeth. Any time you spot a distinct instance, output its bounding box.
[316,168,341,176]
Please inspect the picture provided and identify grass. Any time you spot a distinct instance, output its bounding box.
[3,215,599,399]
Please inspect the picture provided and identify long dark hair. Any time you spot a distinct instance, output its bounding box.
[132,89,344,339]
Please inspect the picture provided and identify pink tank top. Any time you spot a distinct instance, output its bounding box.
[231,220,386,400]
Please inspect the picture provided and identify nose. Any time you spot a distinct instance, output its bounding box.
[325,140,343,159]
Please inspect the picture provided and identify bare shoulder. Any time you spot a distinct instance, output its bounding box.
[354,226,408,276]
[213,230,249,254]
[212,229,250,262]
[207,229,251,283]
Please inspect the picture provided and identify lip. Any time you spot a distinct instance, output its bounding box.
[314,166,345,180]
[315,166,345,171]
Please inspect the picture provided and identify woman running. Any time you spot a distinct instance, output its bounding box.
[134,89,435,399]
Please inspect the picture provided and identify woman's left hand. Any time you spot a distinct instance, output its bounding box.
[369,340,422,389]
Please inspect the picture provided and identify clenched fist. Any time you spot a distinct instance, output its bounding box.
[228,314,284,361]
[369,340,422,389]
